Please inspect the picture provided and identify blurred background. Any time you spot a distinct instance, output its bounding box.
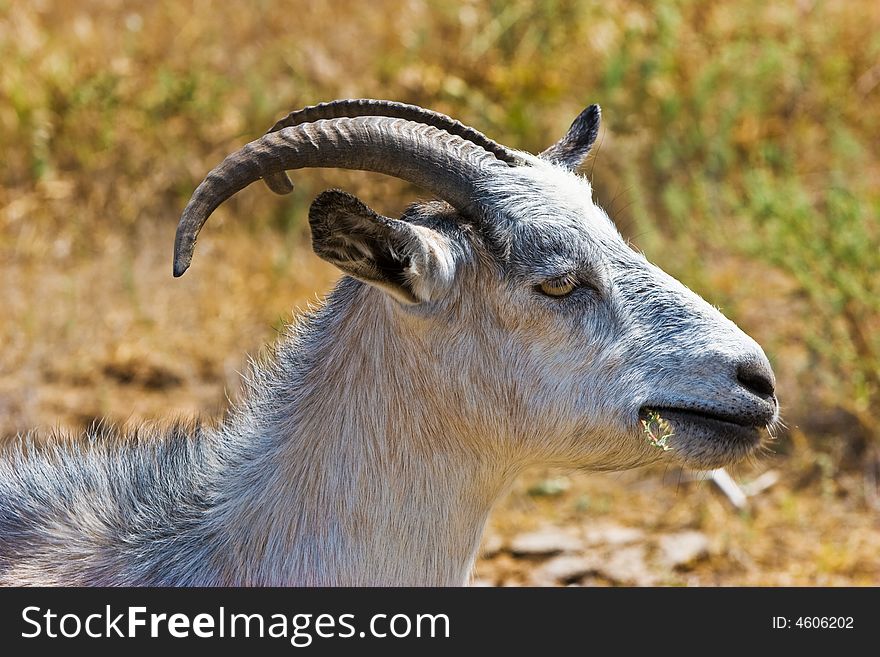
[1,0,878,585]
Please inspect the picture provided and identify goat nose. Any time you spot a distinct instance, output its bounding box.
[735,356,776,399]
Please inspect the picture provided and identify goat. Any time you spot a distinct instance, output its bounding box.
[0,99,779,586]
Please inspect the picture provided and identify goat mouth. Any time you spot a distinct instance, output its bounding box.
[638,405,764,469]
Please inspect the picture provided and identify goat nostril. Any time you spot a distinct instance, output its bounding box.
[736,361,776,399]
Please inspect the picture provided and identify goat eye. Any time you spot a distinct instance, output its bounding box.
[538,276,577,298]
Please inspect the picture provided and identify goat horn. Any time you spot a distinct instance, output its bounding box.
[174,116,504,277]
[261,99,524,194]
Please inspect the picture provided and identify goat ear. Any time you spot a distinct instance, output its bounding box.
[539,104,601,172]
[309,190,457,305]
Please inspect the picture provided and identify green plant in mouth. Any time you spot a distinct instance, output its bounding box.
[642,410,674,452]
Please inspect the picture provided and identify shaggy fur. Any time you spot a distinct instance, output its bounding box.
[0,107,778,586]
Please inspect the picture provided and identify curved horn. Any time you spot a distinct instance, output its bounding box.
[261,99,524,194]
[174,116,505,277]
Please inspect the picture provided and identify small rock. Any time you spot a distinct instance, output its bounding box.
[529,555,600,586]
[480,533,505,558]
[509,527,582,556]
[656,531,710,569]
[596,545,656,585]
[583,523,645,547]
[527,477,571,497]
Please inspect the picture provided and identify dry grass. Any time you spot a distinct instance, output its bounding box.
[478,460,880,586]
[1,0,878,584]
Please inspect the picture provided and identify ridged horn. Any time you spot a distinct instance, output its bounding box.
[174,116,506,277]
[261,99,524,194]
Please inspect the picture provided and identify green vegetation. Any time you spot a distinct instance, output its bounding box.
[642,410,674,452]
